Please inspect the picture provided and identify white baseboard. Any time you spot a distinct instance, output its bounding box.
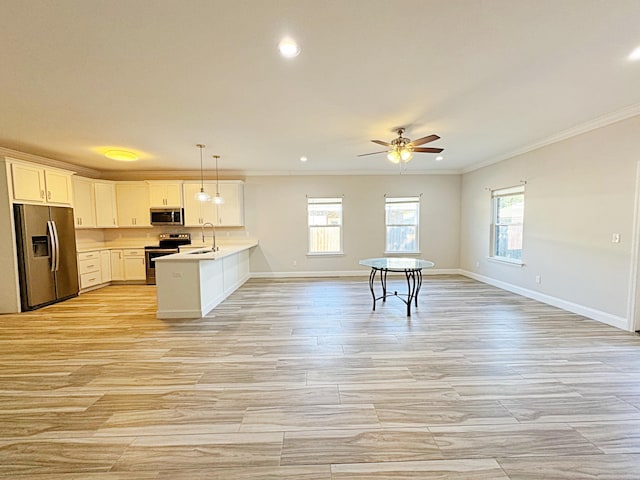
[249,268,459,279]
[460,270,630,331]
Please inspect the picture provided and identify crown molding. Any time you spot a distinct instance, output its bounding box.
[462,102,640,174]
[0,146,102,178]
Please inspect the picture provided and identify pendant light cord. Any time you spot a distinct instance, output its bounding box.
[197,143,205,190]
[214,155,220,195]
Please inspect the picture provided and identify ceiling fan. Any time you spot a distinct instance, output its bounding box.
[358,127,443,164]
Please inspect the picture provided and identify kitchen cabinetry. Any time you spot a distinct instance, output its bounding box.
[217,182,244,226]
[10,161,73,205]
[123,249,146,280]
[182,181,244,227]
[72,176,96,228]
[77,250,113,290]
[148,181,182,207]
[111,250,124,281]
[94,182,118,228]
[116,182,150,227]
[100,250,112,283]
[182,183,217,226]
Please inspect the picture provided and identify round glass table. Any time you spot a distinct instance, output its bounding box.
[359,257,435,317]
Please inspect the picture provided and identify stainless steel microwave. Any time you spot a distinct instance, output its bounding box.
[150,208,184,226]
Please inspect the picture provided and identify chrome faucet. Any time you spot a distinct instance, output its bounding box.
[201,222,219,252]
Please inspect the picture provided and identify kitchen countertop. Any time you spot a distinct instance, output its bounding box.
[153,242,258,262]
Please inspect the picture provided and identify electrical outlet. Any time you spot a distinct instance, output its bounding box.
[535,275,541,284]
[292,260,297,267]
[612,233,620,243]
[475,261,480,267]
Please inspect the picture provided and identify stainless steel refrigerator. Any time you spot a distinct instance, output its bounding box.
[14,204,79,310]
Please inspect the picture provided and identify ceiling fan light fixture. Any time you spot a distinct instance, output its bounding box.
[400,148,413,162]
[387,150,401,164]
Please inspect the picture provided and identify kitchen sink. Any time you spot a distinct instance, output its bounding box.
[188,249,213,254]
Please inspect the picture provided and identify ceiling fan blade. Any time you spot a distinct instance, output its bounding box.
[357,150,388,157]
[410,134,440,147]
[371,140,391,147]
[413,147,444,153]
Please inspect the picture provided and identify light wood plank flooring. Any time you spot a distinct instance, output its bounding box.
[1,275,640,478]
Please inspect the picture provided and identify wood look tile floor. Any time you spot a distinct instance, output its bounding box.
[1,275,640,478]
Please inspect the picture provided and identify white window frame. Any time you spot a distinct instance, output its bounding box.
[490,185,525,265]
[384,196,421,254]
[307,197,343,255]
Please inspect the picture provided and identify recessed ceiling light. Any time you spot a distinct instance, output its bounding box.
[628,46,640,61]
[300,156,308,162]
[435,155,444,161]
[278,37,300,58]
[104,149,138,161]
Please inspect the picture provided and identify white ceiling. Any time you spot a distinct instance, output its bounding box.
[1,0,640,175]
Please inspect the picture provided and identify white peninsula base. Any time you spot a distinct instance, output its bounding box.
[154,243,256,319]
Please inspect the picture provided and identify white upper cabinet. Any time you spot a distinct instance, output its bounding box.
[148,181,183,208]
[217,182,244,226]
[94,181,118,228]
[72,176,96,228]
[116,182,151,227]
[10,161,73,205]
[182,181,244,227]
[182,183,217,226]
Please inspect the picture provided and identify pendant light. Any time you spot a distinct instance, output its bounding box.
[213,155,225,204]
[195,144,211,202]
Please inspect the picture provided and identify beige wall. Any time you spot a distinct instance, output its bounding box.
[244,174,461,275]
[460,115,640,328]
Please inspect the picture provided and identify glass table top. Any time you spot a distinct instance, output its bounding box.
[359,257,435,270]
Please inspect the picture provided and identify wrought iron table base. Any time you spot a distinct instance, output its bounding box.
[367,267,423,317]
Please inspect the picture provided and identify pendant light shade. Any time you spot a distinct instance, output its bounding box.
[213,155,225,204]
[195,144,211,202]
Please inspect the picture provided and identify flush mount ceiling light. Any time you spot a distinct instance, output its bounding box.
[212,155,225,205]
[278,37,300,58]
[629,45,640,61]
[435,155,444,161]
[104,149,138,161]
[195,144,211,202]
[300,156,308,162]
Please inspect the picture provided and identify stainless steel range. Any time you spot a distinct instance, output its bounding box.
[145,233,191,285]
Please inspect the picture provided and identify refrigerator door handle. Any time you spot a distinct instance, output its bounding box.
[51,220,60,272]
[47,220,59,272]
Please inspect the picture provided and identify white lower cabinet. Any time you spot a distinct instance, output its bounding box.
[123,249,146,280]
[107,249,146,282]
[100,250,112,283]
[78,250,112,290]
[111,250,124,281]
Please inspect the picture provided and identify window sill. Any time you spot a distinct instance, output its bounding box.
[307,252,344,257]
[487,256,525,267]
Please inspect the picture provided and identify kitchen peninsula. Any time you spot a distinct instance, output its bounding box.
[154,242,257,319]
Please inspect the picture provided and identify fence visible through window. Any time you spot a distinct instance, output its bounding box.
[308,197,343,254]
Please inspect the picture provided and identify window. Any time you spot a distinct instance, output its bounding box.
[491,185,525,262]
[385,196,420,253]
[307,197,343,254]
